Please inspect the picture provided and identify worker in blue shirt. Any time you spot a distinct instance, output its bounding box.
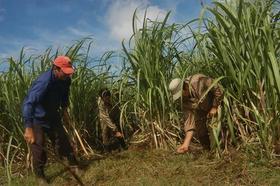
[22,56,79,184]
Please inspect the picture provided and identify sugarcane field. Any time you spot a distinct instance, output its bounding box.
[0,0,280,185]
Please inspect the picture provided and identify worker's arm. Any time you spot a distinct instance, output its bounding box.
[205,78,224,118]
[62,107,72,129]
[23,79,48,144]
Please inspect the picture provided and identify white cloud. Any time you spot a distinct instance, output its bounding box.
[67,27,93,37]
[0,0,175,60]
[105,0,168,42]
[0,23,119,60]
[0,27,88,59]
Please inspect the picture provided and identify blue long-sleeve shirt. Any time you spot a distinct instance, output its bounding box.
[22,69,71,128]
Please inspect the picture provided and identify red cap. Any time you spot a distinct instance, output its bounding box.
[53,56,74,74]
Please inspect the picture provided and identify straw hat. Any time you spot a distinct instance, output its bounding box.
[168,78,183,101]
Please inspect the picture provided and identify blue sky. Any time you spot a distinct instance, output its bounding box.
[0,0,214,59]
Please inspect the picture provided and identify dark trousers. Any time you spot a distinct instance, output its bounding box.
[102,127,127,152]
[31,121,77,177]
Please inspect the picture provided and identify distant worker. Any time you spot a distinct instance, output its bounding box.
[169,74,223,153]
[98,88,127,152]
[22,56,80,184]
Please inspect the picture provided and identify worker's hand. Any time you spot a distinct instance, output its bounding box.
[176,145,189,154]
[207,107,218,118]
[115,131,123,138]
[63,107,69,119]
[24,127,35,144]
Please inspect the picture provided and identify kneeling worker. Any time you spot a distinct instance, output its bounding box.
[98,88,127,152]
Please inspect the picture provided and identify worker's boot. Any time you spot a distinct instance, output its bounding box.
[35,169,49,185]
[199,134,211,150]
[118,137,128,150]
[37,177,49,186]
[69,165,85,177]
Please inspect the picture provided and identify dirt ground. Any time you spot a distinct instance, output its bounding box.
[2,144,280,186]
